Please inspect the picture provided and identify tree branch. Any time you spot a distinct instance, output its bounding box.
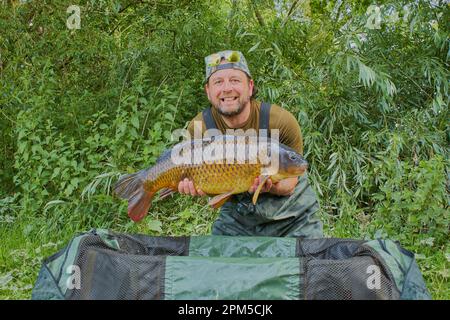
[282,0,300,27]
[249,0,265,27]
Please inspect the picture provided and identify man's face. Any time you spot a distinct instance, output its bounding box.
[205,68,254,117]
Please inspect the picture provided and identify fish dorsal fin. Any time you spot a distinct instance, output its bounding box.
[208,191,234,209]
[252,175,270,205]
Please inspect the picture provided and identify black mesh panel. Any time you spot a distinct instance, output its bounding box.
[302,241,401,300]
[64,233,178,300]
[68,247,165,300]
[296,238,365,259]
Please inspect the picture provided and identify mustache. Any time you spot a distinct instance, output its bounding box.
[215,96,250,117]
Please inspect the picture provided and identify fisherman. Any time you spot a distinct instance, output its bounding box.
[179,50,323,238]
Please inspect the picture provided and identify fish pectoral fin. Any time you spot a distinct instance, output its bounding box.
[158,188,175,200]
[252,175,270,205]
[208,191,234,209]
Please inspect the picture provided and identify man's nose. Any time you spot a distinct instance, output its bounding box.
[222,79,232,91]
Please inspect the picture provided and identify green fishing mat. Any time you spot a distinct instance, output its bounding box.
[32,229,431,300]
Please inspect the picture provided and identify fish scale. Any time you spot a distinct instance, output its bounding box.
[147,163,261,195]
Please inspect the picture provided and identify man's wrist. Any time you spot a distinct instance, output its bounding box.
[269,182,295,196]
[268,184,283,196]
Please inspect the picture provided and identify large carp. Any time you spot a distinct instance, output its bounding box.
[114,135,308,222]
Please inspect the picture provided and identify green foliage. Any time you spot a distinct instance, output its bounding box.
[369,154,448,244]
[0,0,448,299]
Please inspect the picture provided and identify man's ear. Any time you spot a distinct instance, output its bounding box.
[248,78,254,96]
[205,83,211,100]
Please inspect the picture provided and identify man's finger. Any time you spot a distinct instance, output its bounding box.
[264,178,273,192]
[249,177,260,193]
[248,181,256,193]
[182,178,190,194]
[188,180,197,196]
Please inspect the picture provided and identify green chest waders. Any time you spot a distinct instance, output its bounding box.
[202,103,323,238]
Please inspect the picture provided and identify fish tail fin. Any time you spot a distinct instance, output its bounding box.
[114,170,154,222]
[127,188,154,222]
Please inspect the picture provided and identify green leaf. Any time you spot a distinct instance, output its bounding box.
[248,41,261,53]
[164,113,174,122]
[131,116,140,129]
[147,219,162,233]
[272,42,282,55]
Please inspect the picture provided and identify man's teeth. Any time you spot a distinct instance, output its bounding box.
[222,97,237,101]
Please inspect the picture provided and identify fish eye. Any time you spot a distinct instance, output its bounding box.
[288,152,298,160]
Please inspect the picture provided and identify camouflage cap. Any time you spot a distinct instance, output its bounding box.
[204,50,251,82]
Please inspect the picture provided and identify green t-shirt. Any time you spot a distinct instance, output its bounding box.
[187,99,304,154]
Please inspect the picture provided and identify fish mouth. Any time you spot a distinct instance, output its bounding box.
[289,164,308,176]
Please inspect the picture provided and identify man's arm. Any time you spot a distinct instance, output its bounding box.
[270,104,303,155]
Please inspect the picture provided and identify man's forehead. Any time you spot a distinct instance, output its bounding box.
[209,68,247,80]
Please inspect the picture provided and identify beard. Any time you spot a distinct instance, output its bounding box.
[215,96,249,117]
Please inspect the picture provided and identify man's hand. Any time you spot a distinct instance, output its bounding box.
[248,176,298,197]
[270,177,298,196]
[248,176,273,194]
[178,178,206,196]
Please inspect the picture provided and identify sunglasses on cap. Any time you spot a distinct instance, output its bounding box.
[205,50,241,67]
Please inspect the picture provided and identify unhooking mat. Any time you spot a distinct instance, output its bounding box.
[32,229,431,300]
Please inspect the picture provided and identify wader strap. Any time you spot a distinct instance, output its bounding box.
[259,102,271,137]
[202,108,217,130]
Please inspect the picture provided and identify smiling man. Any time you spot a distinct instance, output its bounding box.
[180,50,323,238]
